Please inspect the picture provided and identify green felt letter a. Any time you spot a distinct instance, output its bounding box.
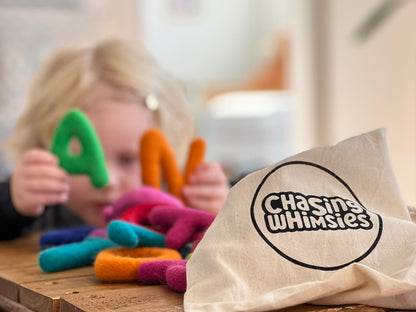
[50,109,109,188]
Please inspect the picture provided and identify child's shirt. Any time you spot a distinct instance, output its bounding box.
[0,180,84,240]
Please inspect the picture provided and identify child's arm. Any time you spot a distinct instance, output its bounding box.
[10,149,69,217]
[181,162,230,214]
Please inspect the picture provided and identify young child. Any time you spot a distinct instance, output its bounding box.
[0,39,230,240]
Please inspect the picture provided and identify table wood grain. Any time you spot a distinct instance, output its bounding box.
[0,232,414,312]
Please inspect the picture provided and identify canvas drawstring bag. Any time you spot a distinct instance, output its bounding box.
[184,129,416,312]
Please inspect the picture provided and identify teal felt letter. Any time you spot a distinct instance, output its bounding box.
[50,109,109,188]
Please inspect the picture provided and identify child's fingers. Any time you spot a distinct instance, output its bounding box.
[182,183,228,214]
[182,184,226,200]
[187,162,228,184]
[25,177,69,194]
[11,152,69,217]
[22,149,59,165]
[24,165,68,182]
[27,191,68,206]
[12,172,69,217]
[14,190,68,217]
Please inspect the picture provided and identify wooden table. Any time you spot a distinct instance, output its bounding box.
[0,232,182,312]
[0,233,413,312]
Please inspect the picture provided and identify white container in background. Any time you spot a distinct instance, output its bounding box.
[198,90,292,178]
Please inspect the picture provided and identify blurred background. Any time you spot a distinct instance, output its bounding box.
[0,0,415,205]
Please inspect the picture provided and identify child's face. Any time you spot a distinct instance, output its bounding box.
[65,94,153,227]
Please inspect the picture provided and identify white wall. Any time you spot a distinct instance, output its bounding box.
[138,0,291,87]
[331,0,416,205]
[303,0,416,205]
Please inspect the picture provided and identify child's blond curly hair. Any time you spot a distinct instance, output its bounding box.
[5,38,194,166]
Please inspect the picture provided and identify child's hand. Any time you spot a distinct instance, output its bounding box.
[182,162,229,214]
[10,149,69,217]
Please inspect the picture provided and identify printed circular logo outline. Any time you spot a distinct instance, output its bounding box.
[250,160,383,271]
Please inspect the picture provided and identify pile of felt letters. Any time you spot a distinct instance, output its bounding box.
[39,109,215,293]
[39,186,215,292]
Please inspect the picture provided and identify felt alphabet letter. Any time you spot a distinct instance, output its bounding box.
[140,129,206,201]
[50,109,109,188]
[138,259,187,292]
[39,237,117,273]
[107,220,166,248]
